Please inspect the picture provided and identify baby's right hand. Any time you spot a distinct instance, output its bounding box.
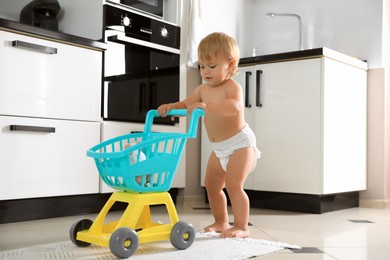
[187,102,206,115]
[157,103,172,117]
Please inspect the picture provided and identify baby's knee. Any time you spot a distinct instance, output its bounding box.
[224,183,243,195]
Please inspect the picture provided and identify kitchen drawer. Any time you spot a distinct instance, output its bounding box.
[0,30,101,121]
[0,116,100,200]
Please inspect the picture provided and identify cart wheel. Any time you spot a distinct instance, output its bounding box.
[170,221,195,250]
[69,219,93,247]
[109,227,139,259]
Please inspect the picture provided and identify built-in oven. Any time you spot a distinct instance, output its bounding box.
[106,0,164,18]
[103,4,180,125]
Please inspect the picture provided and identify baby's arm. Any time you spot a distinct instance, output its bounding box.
[157,85,203,116]
[203,82,243,116]
[204,99,241,116]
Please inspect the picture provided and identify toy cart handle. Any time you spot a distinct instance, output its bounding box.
[144,109,204,138]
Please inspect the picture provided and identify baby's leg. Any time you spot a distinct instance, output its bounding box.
[204,152,231,233]
[222,147,255,238]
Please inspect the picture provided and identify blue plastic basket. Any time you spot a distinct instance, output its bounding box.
[87,109,204,193]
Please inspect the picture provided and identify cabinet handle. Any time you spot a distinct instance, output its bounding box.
[150,82,157,109]
[12,40,57,54]
[256,70,263,107]
[140,83,148,112]
[245,71,252,108]
[10,125,56,133]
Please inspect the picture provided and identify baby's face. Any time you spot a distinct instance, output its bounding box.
[198,54,232,87]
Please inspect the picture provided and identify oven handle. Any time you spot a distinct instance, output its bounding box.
[107,34,180,54]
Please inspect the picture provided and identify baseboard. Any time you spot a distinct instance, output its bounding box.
[0,188,179,224]
[246,190,360,214]
[359,199,390,209]
[177,195,205,204]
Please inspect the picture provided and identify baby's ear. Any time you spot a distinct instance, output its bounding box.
[229,58,236,68]
[228,59,238,74]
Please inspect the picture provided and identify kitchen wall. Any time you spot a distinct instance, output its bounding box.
[189,0,383,69]
[0,0,103,40]
[386,0,390,203]
[249,0,383,68]
[365,0,389,207]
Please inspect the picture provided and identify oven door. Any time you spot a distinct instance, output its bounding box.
[104,72,179,124]
[106,0,164,18]
[103,32,180,125]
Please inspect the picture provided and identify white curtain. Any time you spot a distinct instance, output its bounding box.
[186,0,204,68]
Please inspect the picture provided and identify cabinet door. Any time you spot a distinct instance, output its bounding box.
[0,116,100,200]
[253,59,322,194]
[0,31,101,121]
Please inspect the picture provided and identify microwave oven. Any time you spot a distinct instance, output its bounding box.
[107,0,163,18]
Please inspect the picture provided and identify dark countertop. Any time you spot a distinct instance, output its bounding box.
[240,48,324,65]
[240,47,367,70]
[0,18,106,51]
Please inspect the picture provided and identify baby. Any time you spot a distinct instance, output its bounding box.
[157,32,260,238]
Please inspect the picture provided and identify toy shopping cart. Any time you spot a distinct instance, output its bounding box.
[69,109,204,258]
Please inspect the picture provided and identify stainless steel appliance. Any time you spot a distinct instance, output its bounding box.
[103,4,180,125]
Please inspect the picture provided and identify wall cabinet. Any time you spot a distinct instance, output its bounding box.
[0,29,102,201]
[201,54,367,202]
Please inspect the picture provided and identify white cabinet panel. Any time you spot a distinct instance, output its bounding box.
[253,59,322,194]
[322,58,367,193]
[0,116,100,200]
[0,31,101,121]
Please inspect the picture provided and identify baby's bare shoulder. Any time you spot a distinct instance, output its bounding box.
[225,78,243,97]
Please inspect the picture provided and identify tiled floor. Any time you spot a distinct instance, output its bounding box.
[0,198,389,259]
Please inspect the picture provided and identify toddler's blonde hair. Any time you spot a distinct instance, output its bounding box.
[198,32,240,76]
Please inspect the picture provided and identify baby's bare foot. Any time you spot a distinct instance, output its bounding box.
[203,222,231,233]
[221,226,250,238]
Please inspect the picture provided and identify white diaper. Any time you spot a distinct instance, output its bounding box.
[211,125,261,172]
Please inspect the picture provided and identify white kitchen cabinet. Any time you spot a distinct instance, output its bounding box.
[0,30,101,122]
[0,116,100,200]
[0,28,103,201]
[201,52,367,197]
[249,57,366,195]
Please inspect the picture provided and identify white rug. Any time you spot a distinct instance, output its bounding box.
[0,232,300,260]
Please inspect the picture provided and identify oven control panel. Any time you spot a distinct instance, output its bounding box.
[104,4,180,50]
